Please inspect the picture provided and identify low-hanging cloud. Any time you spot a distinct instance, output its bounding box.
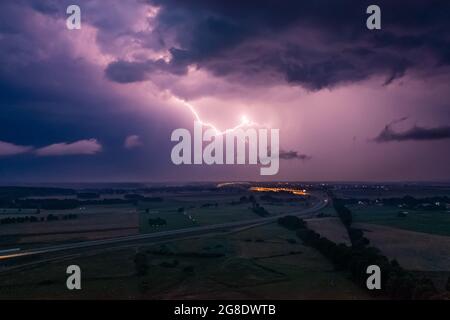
[35,139,103,156]
[374,119,450,142]
[279,150,312,161]
[0,141,33,156]
[124,135,143,149]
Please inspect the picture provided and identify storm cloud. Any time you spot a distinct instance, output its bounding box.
[102,0,450,90]
[279,150,312,161]
[375,124,450,143]
[1,0,450,181]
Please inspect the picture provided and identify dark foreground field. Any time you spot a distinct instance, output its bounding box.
[1,184,450,299]
[0,223,369,299]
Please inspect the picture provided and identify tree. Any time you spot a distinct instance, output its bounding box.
[278,216,306,230]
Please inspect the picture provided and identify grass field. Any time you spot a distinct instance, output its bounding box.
[0,223,369,299]
[0,208,139,248]
[355,223,450,272]
[137,191,312,231]
[306,217,351,245]
[137,196,257,232]
[189,204,258,225]
[351,205,450,236]
[139,210,197,233]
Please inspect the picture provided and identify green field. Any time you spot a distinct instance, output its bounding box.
[0,223,369,299]
[351,205,450,236]
[137,192,310,232]
[139,210,197,233]
[137,195,254,232]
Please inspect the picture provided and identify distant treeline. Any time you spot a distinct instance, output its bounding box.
[0,187,75,199]
[229,195,256,205]
[201,202,218,208]
[338,195,449,210]
[76,192,100,199]
[278,209,440,299]
[1,213,78,225]
[0,196,163,210]
[148,217,167,226]
[0,185,218,199]
[259,194,306,203]
[230,194,306,205]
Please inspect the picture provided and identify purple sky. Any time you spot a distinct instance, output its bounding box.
[0,0,450,182]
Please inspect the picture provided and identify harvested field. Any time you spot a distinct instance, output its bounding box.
[355,223,450,272]
[306,217,351,245]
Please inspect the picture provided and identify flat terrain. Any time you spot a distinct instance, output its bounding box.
[3,185,449,299]
[351,205,450,237]
[0,223,369,299]
[334,186,450,199]
[138,192,313,233]
[1,208,139,248]
[306,217,351,245]
[355,223,450,272]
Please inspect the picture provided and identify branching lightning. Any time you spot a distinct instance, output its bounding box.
[171,95,259,136]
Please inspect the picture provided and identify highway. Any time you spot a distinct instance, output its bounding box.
[0,196,328,265]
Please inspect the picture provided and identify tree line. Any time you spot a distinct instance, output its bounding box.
[1,213,78,225]
[277,210,440,299]
[337,195,449,211]
[0,196,164,210]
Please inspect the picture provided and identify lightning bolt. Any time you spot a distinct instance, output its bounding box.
[171,95,259,136]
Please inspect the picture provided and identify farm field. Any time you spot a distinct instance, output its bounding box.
[2,184,449,300]
[351,205,450,237]
[306,217,351,245]
[0,189,316,249]
[355,223,450,272]
[0,207,139,248]
[138,192,314,232]
[0,223,368,299]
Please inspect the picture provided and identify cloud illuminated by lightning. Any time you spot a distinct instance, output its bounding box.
[171,95,259,136]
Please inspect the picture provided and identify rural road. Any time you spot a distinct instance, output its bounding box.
[0,195,329,265]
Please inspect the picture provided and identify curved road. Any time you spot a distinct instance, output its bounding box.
[0,195,329,265]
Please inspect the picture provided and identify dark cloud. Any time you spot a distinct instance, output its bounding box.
[105,60,152,83]
[279,150,312,161]
[1,0,450,181]
[101,0,446,90]
[0,1,176,181]
[374,118,450,142]
[105,50,188,83]
[10,0,450,91]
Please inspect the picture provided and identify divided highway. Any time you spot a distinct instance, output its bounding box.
[0,196,328,265]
